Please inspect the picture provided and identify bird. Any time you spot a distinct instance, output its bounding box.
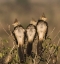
[26,18,37,57]
[12,19,26,63]
[36,13,48,56]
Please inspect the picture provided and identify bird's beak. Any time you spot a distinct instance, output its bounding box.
[30,20,37,26]
[40,17,47,21]
[12,23,15,26]
[12,22,20,26]
[12,23,18,27]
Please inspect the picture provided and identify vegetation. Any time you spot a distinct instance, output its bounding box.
[0,23,60,64]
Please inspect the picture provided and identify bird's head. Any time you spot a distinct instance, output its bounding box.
[12,19,20,27]
[30,18,37,26]
[40,13,47,21]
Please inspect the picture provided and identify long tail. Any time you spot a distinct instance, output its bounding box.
[18,45,25,63]
[26,42,32,56]
[37,40,43,56]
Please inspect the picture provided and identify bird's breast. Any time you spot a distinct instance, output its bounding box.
[37,22,47,40]
[27,28,36,42]
[14,27,25,45]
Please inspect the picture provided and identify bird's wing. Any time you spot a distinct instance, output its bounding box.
[12,30,18,45]
[45,22,48,39]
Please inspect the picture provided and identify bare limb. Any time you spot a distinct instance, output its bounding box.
[48,27,55,37]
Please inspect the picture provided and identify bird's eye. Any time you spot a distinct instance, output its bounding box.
[27,27,30,29]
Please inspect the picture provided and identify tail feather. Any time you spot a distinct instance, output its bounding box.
[18,45,25,63]
[37,40,43,56]
[26,42,32,56]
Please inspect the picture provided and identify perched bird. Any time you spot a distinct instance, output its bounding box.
[36,13,48,56]
[26,18,37,57]
[12,19,26,63]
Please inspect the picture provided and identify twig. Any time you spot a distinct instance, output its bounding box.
[48,27,55,37]
[57,37,60,46]
[0,22,16,63]
[0,22,10,36]
[0,22,14,41]
[46,37,60,64]
[10,42,16,54]
[52,30,60,41]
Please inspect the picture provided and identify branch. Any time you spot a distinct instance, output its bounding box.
[0,22,16,63]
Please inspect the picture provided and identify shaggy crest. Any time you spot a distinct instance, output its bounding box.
[12,19,20,27]
[30,18,37,26]
[40,13,47,21]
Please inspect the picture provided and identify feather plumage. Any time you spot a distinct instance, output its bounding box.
[26,23,37,56]
[12,20,26,63]
[37,19,48,56]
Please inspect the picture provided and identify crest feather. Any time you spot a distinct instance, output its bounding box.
[30,18,37,26]
[40,13,47,21]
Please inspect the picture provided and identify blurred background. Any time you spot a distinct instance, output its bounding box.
[0,0,60,38]
[0,0,60,64]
